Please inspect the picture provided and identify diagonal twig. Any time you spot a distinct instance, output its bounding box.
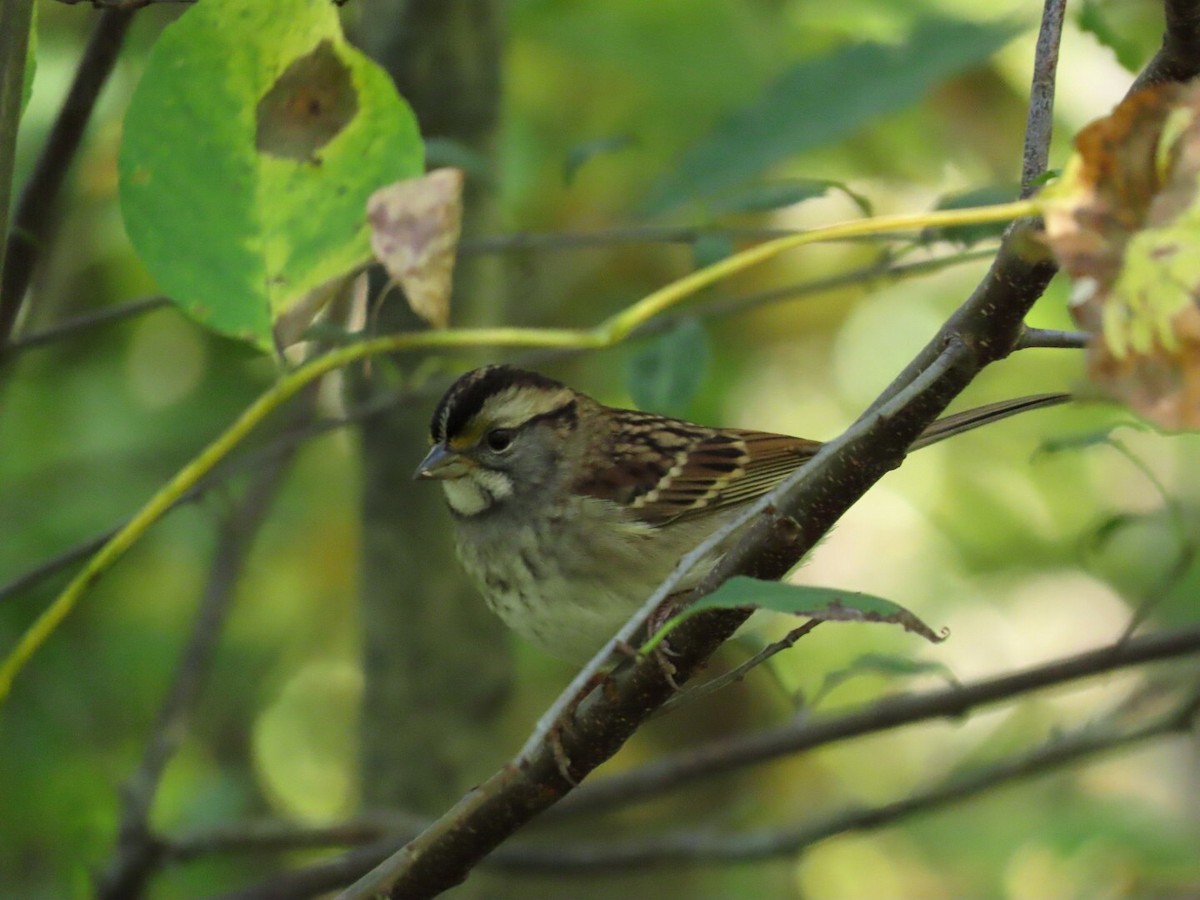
[0,8,135,359]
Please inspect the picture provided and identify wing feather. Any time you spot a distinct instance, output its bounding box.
[576,414,818,527]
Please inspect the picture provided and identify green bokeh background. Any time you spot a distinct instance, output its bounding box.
[3,1,1199,897]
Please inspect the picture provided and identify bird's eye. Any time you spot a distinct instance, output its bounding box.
[485,428,514,453]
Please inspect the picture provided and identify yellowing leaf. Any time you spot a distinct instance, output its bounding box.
[367,168,464,329]
[1041,83,1200,429]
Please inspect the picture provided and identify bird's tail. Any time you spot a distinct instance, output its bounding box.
[911,393,1072,451]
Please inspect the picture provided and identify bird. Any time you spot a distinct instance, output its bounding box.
[415,364,1068,663]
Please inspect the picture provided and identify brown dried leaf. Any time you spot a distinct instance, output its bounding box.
[367,168,464,329]
[1041,83,1200,429]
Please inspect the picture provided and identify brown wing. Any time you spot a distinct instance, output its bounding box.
[574,392,1070,528]
[575,409,820,527]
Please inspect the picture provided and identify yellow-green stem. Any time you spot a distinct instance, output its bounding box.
[0,198,1040,702]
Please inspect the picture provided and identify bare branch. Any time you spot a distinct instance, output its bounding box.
[1021,0,1066,196]
[0,8,134,359]
[514,705,1195,870]
[168,811,428,862]
[191,684,1199,893]
[6,295,169,352]
[558,623,1200,817]
[1014,326,1087,350]
[0,0,35,301]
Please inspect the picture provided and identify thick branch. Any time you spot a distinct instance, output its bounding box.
[348,9,1200,895]
[1132,0,1200,91]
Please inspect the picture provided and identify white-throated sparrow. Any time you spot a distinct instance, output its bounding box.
[416,365,1068,662]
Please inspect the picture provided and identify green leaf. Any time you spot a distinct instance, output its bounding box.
[643,15,1023,215]
[646,576,948,650]
[1078,0,1143,73]
[706,179,830,216]
[563,134,637,185]
[118,0,423,351]
[921,184,1019,246]
[20,4,36,117]
[425,137,493,182]
[813,653,958,704]
[627,318,711,416]
[706,178,873,218]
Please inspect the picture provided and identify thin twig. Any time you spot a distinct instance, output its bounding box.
[199,682,1200,893]
[0,8,135,359]
[0,0,35,299]
[1021,0,1066,196]
[6,295,170,352]
[159,623,1200,866]
[460,226,906,256]
[1014,326,1087,350]
[557,622,1200,817]
[654,621,821,718]
[518,706,1194,870]
[168,811,429,862]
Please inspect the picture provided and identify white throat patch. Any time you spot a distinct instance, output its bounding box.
[442,468,514,516]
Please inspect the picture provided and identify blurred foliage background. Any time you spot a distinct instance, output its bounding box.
[3,0,1200,897]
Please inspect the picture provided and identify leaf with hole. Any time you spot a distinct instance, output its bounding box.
[118,0,423,352]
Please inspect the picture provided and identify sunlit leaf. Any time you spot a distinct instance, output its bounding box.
[648,576,948,650]
[627,318,710,416]
[1040,83,1200,429]
[367,168,464,329]
[643,16,1023,215]
[119,0,423,351]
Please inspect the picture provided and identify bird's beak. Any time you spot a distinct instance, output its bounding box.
[414,443,471,480]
